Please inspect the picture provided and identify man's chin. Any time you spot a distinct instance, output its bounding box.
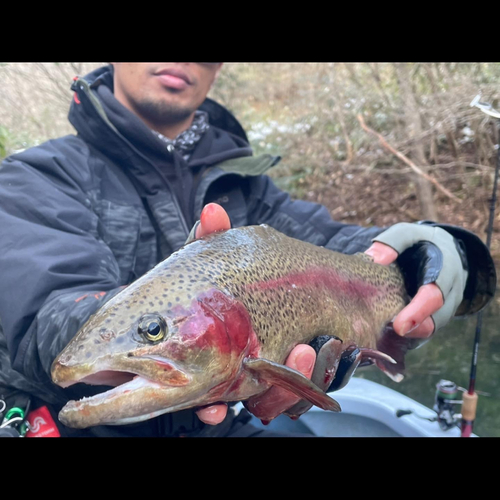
[134,98,196,127]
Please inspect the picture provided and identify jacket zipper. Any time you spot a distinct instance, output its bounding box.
[164,144,191,234]
[75,78,191,237]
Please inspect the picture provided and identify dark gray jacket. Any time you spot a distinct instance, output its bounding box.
[0,65,388,436]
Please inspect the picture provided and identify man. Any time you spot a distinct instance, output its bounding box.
[0,63,495,437]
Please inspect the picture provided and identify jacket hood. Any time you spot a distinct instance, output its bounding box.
[67,64,252,167]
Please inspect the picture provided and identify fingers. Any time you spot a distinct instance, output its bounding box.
[287,344,316,377]
[364,242,398,265]
[195,403,228,425]
[393,283,444,338]
[366,242,444,339]
[195,203,231,238]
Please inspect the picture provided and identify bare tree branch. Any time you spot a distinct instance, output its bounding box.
[357,113,462,203]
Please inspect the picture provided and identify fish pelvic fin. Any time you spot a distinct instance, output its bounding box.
[285,336,344,419]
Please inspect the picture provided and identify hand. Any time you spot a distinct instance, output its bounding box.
[367,222,470,340]
[364,242,444,339]
[192,203,316,425]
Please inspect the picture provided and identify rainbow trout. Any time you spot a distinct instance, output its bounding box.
[51,225,412,428]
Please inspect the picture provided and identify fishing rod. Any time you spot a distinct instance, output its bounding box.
[434,95,500,436]
[397,94,499,436]
[458,94,500,437]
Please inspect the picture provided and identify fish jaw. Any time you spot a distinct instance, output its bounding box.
[52,351,196,428]
[52,289,261,428]
[57,376,213,428]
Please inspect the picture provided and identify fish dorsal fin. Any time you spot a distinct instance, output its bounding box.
[242,357,341,421]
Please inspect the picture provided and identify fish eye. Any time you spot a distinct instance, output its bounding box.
[138,314,167,343]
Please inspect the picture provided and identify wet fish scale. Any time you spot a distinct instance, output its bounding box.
[201,226,406,360]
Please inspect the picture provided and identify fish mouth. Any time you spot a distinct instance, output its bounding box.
[52,353,199,427]
[67,372,160,402]
[56,366,165,412]
[59,373,173,428]
[64,370,137,388]
[58,372,213,429]
[53,354,191,389]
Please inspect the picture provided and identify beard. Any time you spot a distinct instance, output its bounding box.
[132,97,196,127]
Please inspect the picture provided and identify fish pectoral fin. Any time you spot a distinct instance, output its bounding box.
[242,357,341,413]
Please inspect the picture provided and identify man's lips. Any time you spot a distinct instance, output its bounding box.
[154,68,192,90]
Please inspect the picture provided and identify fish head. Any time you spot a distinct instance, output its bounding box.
[51,267,259,428]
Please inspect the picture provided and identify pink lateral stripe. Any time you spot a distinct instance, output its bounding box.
[245,267,379,300]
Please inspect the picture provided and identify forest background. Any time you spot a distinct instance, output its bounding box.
[1,62,499,264]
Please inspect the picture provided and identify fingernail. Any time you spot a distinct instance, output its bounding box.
[296,351,314,374]
[400,321,420,336]
[364,247,376,258]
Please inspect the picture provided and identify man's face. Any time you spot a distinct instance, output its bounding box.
[112,63,223,129]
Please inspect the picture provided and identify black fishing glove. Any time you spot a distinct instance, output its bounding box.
[372,221,496,334]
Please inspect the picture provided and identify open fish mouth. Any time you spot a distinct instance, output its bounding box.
[53,356,199,428]
[62,373,163,411]
[58,372,192,428]
[64,370,137,389]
